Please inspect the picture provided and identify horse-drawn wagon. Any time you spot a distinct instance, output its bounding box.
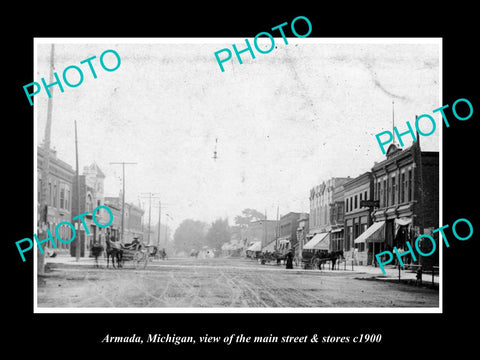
[105,238,152,269]
[301,250,344,270]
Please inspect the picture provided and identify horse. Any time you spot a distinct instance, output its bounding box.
[106,239,123,269]
[91,243,104,268]
[329,250,344,270]
[190,249,199,258]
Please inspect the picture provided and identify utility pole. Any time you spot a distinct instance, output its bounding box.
[38,44,55,275]
[139,193,161,245]
[110,162,137,243]
[165,213,173,246]
[74,120,81,261]
[264,209,267,249]
[392,100,396,145]
[165,213,168,245]
[157,200,161,247]
[276,206,279,251]
[152,201,174,247]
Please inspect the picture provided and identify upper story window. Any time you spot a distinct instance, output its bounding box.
[408,169,413,201]
[59,184,71,211]
[400,173,406,203]
[391,175,396,205]
[86,194,93,213]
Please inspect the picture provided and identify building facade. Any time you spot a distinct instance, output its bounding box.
[37,146,75,252]
[329,182,346,252]
[307,177,350,252]
[70,163,107,257]
[369,139,439,268]
[103,199,122,242]
[245,219,277,250]
[295,213,309,259]
[125,202,145,241]
[278,212,305,256]
[104,194,145,244]
[343,171,374,265]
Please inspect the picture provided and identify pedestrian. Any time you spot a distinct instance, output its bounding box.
[286,251,294,269]
[416,265,423,286]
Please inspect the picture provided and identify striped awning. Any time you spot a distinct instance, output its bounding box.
[262,240,276,252]
[246,241,261,252]
[354,221,385,243]
[303,232,330,250]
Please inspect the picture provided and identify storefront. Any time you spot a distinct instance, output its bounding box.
[245,241,261,258]
[303,232,330,254]
[353,220,386,265]
[330,228,344,252]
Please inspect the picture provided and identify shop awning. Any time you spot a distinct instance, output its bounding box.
[222,242,239,251]
[395,217,412,226]
[395,217,412,236]
[354,221,385,243]
[262,240,276,252]
[278,237,290,244]
[303,232,330,250]
[246,241,261,252]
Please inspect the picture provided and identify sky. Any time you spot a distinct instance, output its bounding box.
[35,38,441,233]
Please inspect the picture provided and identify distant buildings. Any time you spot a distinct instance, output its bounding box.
[278,212,306,257]
[245,219,277,250]
[104,194,145,244]
[296,213,309,256]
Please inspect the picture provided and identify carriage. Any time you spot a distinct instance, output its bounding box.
[301,250,328,269]
[259,239,296,265]
[121,243,150,269]
[105,238,152,269]
[301,250,344,270]
[149,246,168,260]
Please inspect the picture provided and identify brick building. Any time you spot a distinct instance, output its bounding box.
[295,213,309,259]
[330,181,346,252]
[306,177,350,252]
[369,138,439,268]
[104,194,145,244]
[245,219,277,249]
[343,171,375,265]
[70,163,107,257]
[37,146,75,252]
[278,212,305,256]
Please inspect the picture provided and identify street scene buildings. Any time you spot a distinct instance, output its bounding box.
[35,40,440,309]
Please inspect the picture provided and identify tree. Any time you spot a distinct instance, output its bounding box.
[205,218,231,251]
[173,219,207,254]
[234,208,266,227]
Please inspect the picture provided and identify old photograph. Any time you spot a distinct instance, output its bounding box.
[33,38,441,312]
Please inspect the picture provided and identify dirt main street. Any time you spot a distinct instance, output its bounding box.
[37,257,439,309]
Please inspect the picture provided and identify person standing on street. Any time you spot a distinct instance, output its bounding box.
[286,251,294,269]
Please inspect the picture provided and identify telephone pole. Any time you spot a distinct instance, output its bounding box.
[157,200,161,246]
[164,213,174,246]
[110,162,137,243]
[38,44,55,275]
[140,193,161,245]
[150,200,174,247]
[74,120,81,261]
